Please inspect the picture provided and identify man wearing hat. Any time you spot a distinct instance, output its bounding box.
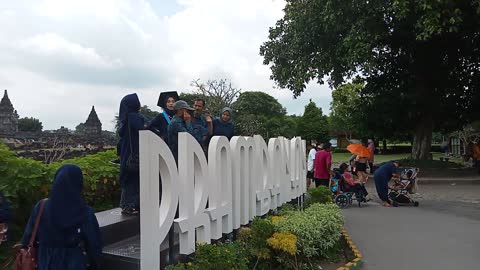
[167,100,195,161]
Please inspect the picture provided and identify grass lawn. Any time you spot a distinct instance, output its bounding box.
[331,153,411,164]
[332,152,465,166]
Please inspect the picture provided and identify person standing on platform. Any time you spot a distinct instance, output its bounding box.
[147,91,179,142]
[192,99,213,154]
[168,100,196,162]
[212,107,234,140]
[118,93,145,215]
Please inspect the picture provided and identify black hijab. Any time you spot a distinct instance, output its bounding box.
[47,164,89,229]
[157,91,179,117]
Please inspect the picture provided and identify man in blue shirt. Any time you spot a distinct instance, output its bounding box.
[168,100,195,161]
[374,160,400,207]
[192,99,213,154]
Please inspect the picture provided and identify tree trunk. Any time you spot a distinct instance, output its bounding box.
[382,139,387,153]
[412,114,434,160]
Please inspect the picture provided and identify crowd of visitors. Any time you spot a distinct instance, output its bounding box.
[307,138,397,205]
[116,92,234,216]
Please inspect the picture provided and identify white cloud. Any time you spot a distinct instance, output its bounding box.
[18,33,123,69]
[0,0,333,131]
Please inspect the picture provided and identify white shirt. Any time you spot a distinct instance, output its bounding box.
[307,148,316,172]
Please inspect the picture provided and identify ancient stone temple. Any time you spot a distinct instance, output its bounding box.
[84,106,102,137]
[0,90,19,135]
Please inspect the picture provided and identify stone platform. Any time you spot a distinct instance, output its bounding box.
[95,208,179,270]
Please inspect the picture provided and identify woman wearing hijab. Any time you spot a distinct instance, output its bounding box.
[20,164,102,270]
[118,93,145,215]
[212,107,234,140]
[147,91,179,142]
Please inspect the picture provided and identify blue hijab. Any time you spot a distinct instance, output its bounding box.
[47,164,89,229]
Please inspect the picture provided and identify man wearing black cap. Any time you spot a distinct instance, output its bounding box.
[167,100,195,161]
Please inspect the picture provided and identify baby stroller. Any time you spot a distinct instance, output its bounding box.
[388,168,420,207]
[331,167,367,208]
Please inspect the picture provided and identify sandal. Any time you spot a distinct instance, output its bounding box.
[382,202,392,207]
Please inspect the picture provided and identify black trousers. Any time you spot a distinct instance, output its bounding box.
[314,178,329,187]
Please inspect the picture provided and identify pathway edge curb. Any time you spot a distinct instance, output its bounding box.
[337,226,363,270]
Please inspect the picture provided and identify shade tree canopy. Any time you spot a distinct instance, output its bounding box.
[260,0,480,159]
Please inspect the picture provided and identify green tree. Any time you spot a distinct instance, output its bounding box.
[232,91,287,137]
[329,83,364,140]
[233,91,286,117]
[260,0,480,159]
[179,93,204,108]
[139,105,159,122]
[191,79,241,117]
[18,117,43,132]
[296,100,329,143]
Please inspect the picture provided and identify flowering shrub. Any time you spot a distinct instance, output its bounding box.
[267,232,297,256]
[275,203,343,259]
[270,215,285,225]
[238,217,275,264]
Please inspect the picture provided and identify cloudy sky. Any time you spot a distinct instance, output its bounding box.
[0,0,332,131]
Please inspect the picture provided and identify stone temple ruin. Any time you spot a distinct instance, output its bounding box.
[0,89,19,136]
[0,89,116,161]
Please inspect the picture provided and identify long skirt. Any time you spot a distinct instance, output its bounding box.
[119,169,140,209]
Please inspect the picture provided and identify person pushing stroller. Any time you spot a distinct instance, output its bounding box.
[374,160,401,207]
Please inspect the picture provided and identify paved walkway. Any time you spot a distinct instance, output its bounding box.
[342,200,480,270]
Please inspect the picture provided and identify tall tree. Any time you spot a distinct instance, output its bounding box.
[18,117,43,132]
[232,91,286,117]
[179,93,205,108]
[296,100,329,143]
[260,0,480,159]
[329,83,364,140]
[232,91,287,137]
[190,79,241,117]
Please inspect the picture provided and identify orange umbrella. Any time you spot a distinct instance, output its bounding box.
[346,144,371,158]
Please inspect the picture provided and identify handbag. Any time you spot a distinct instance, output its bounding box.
[0,223,8,243]
[125,118,139,172]
[13,199,47,270]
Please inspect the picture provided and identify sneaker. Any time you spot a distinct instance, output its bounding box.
[121,207,140,216]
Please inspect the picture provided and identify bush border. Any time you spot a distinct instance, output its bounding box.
[337,227,363,270]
